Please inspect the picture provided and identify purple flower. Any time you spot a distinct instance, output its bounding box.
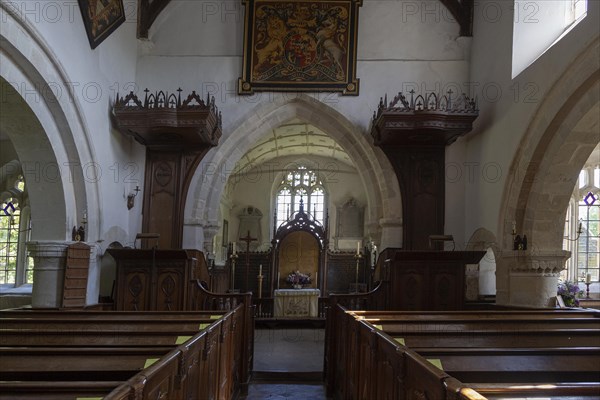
[557,281,583,307]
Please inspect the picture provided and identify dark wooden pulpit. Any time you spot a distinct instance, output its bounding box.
[386,251,486,310]
[107,248,208,311]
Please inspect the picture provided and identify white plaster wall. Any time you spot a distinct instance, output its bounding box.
[466,0,600,247]
[137,0,470,134]
[1,0,144,248]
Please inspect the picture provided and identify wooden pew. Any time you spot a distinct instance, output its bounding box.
[326,303,600,400]
[0,381,131,400]
[0,306,245,400]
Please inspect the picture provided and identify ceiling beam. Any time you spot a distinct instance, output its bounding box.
[137,0,172,39]
[439,0,474,36]
[136,0,474,43]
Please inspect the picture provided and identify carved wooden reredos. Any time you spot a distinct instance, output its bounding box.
[272,198,327,247]
[271,198,328,292]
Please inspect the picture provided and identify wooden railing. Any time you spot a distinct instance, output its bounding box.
[324,281,385,394]
[190,281,254,395]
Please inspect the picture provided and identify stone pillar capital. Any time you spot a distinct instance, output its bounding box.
[500,249,570,274]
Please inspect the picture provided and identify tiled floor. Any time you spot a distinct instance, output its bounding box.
[243,383,327,399]
[243,327,328,399]
[253,328,325,372]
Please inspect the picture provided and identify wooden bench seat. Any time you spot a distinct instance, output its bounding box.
[0,381,130,400]
[388,329,600,347]
[350,309,599,319]
[367,318,600,332]
[0,318,222,331]
[0,303,250,400]
[326,304,600,400]
[0,328,209,346]
[0,310,227,319]
[468,381,600,399]
[413,347,600,382]
[0,346,175,380]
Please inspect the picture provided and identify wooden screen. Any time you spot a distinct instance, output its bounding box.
[277,231,319,289]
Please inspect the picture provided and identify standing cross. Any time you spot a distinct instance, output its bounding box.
[239,230,258,292]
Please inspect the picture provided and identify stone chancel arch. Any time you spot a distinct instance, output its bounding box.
[184,95,403,253]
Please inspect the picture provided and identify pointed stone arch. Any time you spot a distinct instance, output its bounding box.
[1,3,101,241]
[497,39,600,306]
[184,94,402,252]
[1,3,103,306]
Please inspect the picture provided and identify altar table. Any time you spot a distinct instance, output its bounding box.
[274,289,320,318]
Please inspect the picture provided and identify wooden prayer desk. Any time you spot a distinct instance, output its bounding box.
[274,289,320,318]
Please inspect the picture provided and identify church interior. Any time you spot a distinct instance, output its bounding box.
[0,0,599,398]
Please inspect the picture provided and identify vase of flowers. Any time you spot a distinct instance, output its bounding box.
[286,271,312,289]
[557,280,583,307]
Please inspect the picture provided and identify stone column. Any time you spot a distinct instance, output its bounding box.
[498,249,570,308]
[27,241,70,308]
[379,217,403,250]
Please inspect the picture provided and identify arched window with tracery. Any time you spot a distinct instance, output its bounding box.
[563,146,599,284]
[275,166,326,228]
[0,175,32,286]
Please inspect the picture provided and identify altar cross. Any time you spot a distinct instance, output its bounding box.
[239,230,258,292]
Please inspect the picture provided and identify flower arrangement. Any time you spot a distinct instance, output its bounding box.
[557,280,584,307]
[286,271,312,287]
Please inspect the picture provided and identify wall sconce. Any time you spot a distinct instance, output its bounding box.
[564,219,583,242]
[511,220,527,250]
[127,186,141,210]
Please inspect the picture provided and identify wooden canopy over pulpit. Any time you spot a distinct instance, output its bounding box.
[113,90,222,249]
[370,91,478,250]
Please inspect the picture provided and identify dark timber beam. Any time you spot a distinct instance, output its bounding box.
[439,0,474,36]
[137,0,474,40]
[137,0,172,39]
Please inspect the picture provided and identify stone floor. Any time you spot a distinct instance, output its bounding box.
[241,327,328,399]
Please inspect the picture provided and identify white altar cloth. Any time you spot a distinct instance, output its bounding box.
[274,288,320,318]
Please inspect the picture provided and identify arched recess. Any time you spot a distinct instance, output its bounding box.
[0,3,101,240]
[497,39,599,306]
[184,94,403,252]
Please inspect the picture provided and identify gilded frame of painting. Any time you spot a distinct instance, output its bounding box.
[78,0,126,49]
[238,0,361,96]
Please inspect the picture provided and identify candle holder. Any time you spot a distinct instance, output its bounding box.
[354,252,363,294]
[229,253,238,291]
[585,282,591,299]
[257,274,264,299]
